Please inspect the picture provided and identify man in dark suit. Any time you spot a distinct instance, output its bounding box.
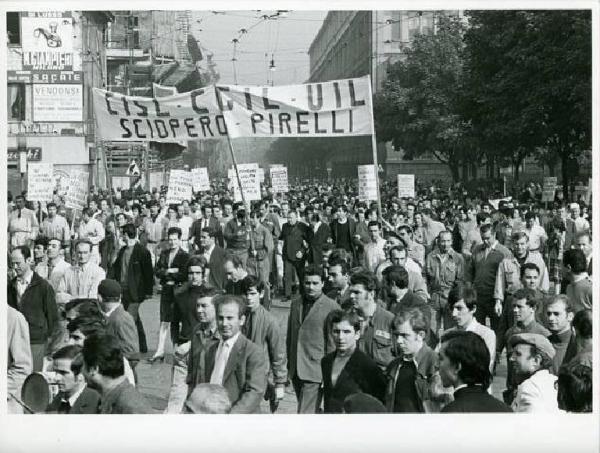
[96,279,139,367]
[309,212,331,267]
[154,226,190,360]
[198,227,227,290]
[321,310,386,413]
[199,295,267,413]
[329,205,360,264]
[47,345,101,414]
[439,330,512,412]
[190,208,224,250]
[287,265,339,413]
[82,333,155,414]
[8,246,59,371]
[109,223,154,355]
[280,209,312,300]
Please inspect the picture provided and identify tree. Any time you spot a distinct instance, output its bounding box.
[374,15,473,182]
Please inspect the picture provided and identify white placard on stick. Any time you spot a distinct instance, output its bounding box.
[270,165,289,193]
[65,170,89,210]
[191,167,210,192]
[228,163,261,202]
[541,176,558,202]
[27,163,54,202]
[397,174,415,198]
[166,170,193,204]
[358,164,378,202]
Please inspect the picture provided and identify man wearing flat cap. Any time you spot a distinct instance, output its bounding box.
[509,333,559,413]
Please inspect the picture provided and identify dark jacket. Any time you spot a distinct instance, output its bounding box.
[243,305,287,385]
[190,217,224,249]
[187,323,219,388]
[329,217,359,259]
[173,283,205,343]
[199,334,268,414]
[280,221,312,262]
[205,245,228,290]
[441,385,513,413]
[109,242,154,303]
[99,379,156,414]
[309,222,331,266]
[105,305,140,360]
[385,344,443,413]
[8,272,58,344]
[47,387,101,414]
[358,305,395,370]
[155,247,189,304]
[321,348,386,413]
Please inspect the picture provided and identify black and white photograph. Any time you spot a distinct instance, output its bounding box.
[1,2,598,452]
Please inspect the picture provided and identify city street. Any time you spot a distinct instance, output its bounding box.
[135,290,509,414]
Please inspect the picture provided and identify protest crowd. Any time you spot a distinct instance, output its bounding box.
[6,172,593,414]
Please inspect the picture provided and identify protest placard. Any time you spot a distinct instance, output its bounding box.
[228,164,261,202]
[166,170,193,204]
[541,177,558,202]
[270,165,289,193]
[357,164,378,202]
[27,163,54,202]
[191,167,210,192]
[397,174,415,198]
[64,170,89,210]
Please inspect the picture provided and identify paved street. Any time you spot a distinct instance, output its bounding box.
[135,292,508,414]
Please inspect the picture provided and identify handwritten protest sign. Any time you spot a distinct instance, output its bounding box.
[541,177,558,202]
[358,164,377,202]
[166,170,193,204]
[65,170,89,210]
[228,164,261,202]
[191,167,210,192]
[27,163,54,202]
[397,174,415,198]
[270,165,289,193]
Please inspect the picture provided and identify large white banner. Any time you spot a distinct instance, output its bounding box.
[27,163,54,202]
[92,76,373,142]
[358,164,378,202]
[33,84,83,121]
[228,164,261,202]
[270,165,289,193]
[166,170,193,205]
[65,170,89,210]
[191,167,210,192]
[397,174,415,199]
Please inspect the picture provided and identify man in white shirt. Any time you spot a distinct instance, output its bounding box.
[524,211,547,252]
[58,239,106,302]
[444,283,496,373]
[40,202,71,255]
[509,333,559,413]
[8,195,39,249]
[78,208,105,266]
[363,221,387,273]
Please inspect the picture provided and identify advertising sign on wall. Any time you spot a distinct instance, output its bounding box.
[33,84,83,122]
[21,11,75,71]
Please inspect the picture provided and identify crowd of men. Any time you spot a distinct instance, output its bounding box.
[6,175,593,414]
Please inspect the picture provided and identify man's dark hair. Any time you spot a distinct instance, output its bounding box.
[329,309,361,333]
[479,223,493,235]
[240,274,266,294]
[201,227,217,238]
[65,298,99,315]
[397,224,413,235]
[382,265,409,290]
[572,309,592,340]
[367,221,380,229]
[349,270,377,292]
[329,248,353,265]
[52,344,84,376]
[75,239,93,252]
[12,245,31,261]
[441,330,492,390]
[563,249,587,274]
[512,288,538,310]
[34,236,49,249]
[82,333,125,378]
[122,223,137,239]
[448,282,477,311]
[557,364,593,413]
[520,262,540,279]
[188,255,207,269]
[167,227,182,239]
[304,264,324,281]
[223,252,244,269]
[328,258,350,276]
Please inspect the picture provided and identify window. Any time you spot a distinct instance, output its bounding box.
[7,84,25,121]
[7,12,20,44]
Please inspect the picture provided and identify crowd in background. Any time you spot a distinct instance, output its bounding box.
[6,174,593,414]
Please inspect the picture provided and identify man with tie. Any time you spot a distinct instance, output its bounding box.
[286,265,339,413]
[280,209,312,301]
[466,223,511,337]
[190,207,224,251]
[200,295,267,413]
[47,345,101,414]
[198,227,227,290]
[8,246,59,371]
[57,239,106,302]
[223,208,250,269]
